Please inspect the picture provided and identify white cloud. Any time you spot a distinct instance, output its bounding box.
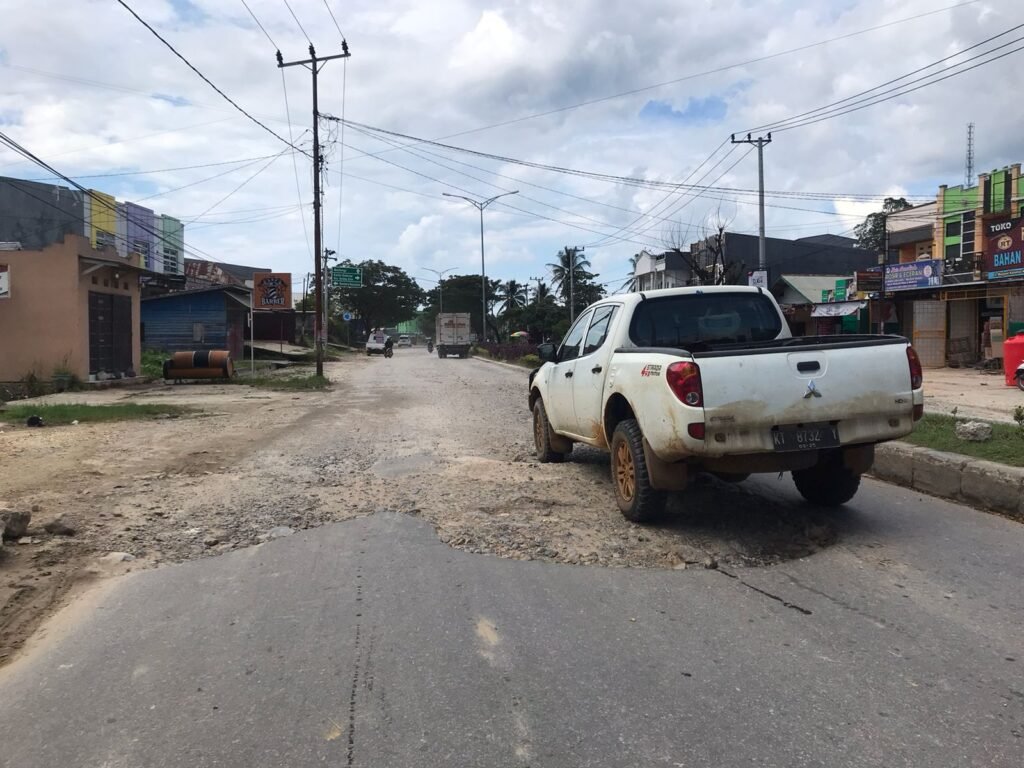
[0,0,1019,294]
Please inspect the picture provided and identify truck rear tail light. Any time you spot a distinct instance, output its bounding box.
[687,423,706,440]
[907,346,923,389]
[667,361,703,407]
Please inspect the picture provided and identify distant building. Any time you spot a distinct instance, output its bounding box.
[688,231,877,284]
[630,250,695,291]
[184,258,269,290]
[0,175,185,276]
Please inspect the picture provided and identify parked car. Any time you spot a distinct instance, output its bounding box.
[528,286,924,521]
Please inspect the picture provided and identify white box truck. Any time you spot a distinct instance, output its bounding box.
[436,313,473,358]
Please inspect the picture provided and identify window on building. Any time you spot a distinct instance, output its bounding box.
[945,220,961,238]
[193,323,205,343]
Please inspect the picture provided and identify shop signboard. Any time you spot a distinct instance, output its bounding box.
[884,259,942,291]
[985,216,1024,281]
[855,270,882,294]
[253,272,292,310]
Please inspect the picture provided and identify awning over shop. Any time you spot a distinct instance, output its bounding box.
[811,301,866,317]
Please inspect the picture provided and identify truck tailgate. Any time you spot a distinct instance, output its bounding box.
[696,338,915,454]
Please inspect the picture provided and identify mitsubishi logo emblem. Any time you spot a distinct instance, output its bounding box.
[803,380,822,399]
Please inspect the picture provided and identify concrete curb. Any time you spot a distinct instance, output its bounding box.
[469,355,532,374]
[871,442,1024,522]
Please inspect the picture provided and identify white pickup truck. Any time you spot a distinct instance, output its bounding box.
[528,286,924,521]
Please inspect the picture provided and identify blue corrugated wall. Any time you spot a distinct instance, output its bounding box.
[141,292,229,352]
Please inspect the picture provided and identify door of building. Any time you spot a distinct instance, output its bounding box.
[89,292,133,375]
[912,300,946,367]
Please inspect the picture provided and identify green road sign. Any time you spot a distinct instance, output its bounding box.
[332,266,362,288]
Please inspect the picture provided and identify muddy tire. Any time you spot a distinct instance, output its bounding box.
[533,399,566,463]
[792,455,861,506]
[610,419,666,523]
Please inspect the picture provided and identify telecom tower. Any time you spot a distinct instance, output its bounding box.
[965,123,975,187]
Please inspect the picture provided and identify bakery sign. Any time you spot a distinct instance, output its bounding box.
[985,216,1024,281]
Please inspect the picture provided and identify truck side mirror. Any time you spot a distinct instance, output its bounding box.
[537,343,557,362]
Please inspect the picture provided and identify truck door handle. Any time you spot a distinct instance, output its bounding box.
[592,365,603,374]
[797,361,821,373]
[565,371,573,378]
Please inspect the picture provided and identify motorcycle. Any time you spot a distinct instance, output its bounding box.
[384,345,394,359]
[427,341,434,354]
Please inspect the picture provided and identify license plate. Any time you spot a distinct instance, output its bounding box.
[772,425,840,452]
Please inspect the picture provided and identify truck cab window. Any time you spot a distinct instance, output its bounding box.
[559,310,593,361]
[583,305,618,356]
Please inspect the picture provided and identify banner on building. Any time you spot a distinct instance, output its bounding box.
[984,216,1024,281]
[253,272,292,310]
[0,264,9,299]
[884,259,943,291]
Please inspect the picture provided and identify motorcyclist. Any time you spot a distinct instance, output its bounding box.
[427,337,434,353]
[384,335,394,357]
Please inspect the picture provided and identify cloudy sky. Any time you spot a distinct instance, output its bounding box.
[1,0,1021,295]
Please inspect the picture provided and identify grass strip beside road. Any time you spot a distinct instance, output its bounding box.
[0,403,193,425]
[241,374,330,390]
[902,413,1024,467]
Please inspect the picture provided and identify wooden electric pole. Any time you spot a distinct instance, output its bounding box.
[278,42,350,376]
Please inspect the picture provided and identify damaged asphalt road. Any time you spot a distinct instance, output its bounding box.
[1,351,1023,766]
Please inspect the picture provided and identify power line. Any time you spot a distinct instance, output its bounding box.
[0,148,227,268]
[757,34,1024,133]
[335,57,348,256]
[333,0,981,151]
[21,153,292,182]
[183,149,290,224]
[281,0,312,43]
[239,0,279,50]
[113,0,311,157]
[0,117,238,171]
[281,69,313,260]
[322,0,347,41]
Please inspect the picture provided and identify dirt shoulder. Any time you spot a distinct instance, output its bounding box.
[0,372,346,664]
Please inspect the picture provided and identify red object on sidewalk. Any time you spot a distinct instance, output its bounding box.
[1002,333,1024,386]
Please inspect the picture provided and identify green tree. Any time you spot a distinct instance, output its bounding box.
[854,197,912,254]
[331,259,424,333]
[419,274,501,341]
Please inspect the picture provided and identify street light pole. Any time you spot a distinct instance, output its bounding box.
[442,190,519,342]
[421,266,457,317]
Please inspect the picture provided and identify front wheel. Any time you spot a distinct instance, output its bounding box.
[533,399,566,463]
[1016,373,1024,392]
[792,455,860,506]
[610,419,666,523]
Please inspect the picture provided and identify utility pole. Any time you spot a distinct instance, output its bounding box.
[561,245,585,323]
[731,133,772,272]
[278,42,350,376]
[442,190,518,342]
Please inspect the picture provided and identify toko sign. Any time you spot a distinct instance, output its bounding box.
[985,216,1024,281]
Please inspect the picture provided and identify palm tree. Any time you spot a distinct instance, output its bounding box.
[547,248,594,304]
[498,280,528,315]
[532,281,552,305]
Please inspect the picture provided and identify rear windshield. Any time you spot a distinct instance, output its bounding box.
[629,292,783,348]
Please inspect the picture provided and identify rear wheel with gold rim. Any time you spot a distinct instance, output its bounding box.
[610,418,666,522]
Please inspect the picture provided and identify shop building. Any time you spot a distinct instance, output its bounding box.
[885,164,1024,368]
